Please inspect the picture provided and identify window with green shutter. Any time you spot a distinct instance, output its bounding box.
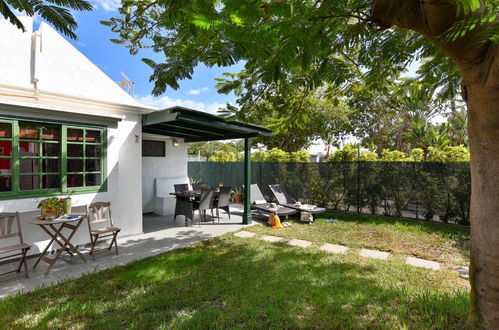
[0,118,107,199]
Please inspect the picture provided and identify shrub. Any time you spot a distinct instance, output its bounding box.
[380,149,407,161]
[208,150,236,162]
[326,144,358,162]
[251,150,267,162]
[266,148,291,162]
[290,150,311,162]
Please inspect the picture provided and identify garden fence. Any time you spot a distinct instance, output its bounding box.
[188,161,471,225]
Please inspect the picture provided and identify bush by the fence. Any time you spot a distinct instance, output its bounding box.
[188,161,470,225]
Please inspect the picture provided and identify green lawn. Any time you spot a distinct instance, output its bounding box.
[0,213,471,329]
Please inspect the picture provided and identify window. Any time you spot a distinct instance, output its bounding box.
[142,140,165,157]
[0,118,106,199]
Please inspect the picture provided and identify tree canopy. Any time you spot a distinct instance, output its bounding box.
[1,0,92,39]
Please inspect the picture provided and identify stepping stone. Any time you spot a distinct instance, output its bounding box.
[234,231,255,238]
[288,239,312,248]
[454,265,469,278]
[319,243,348,254]
[359,249,390,260]
[406,256,440,270]
[260,235,284,242]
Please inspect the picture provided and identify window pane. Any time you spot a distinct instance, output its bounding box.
[42,175,60,189]
[42,159,60,173]
[86,173,100,186]
[0,159,11,174]
[67,174,84,188]
[20,175,39,190]
[19,142,39,156]
[20,158,39,173]
[86,130,101,143]
[0,176,12,192]
[0,123,12,138]
[43,143,60,156]
[0,141,12,156]
[68,159,83,172]
[42,126,60,141]
[19,124,39,139]
[68,144,83,157]
[86,145,101,157]
[67,129,83,142]
[85,159,100,172]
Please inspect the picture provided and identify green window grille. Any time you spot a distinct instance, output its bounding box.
[0,118,107,199]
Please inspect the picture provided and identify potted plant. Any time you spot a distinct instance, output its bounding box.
[37,197,63,219]
[233,187,243,203]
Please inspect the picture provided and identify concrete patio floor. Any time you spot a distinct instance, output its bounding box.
[0,204,260,299]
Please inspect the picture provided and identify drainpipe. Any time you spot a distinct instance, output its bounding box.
[243,136,252,224]
[31,30,42,100]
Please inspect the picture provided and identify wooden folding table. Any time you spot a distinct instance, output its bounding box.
[30,215,87,275]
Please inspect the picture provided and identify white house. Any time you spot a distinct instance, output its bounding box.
[0,17,269,256]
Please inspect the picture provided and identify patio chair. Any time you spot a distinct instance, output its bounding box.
[0,212,31,282]
[250,184,298,219]
[269,184,326,219]
[174,183,189,193]
[194,188,215,225]
[86,202,121,260]
[214,186,232,222]
[191,183,205,191]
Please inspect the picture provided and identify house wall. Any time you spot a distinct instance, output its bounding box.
[142,134,188,215]
[0,17,151,255]
[0,108,144,255]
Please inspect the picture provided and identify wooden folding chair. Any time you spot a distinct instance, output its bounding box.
[0,212,31,282]
[86,202,121,260]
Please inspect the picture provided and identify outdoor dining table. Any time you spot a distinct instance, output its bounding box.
[171,190,221,226]
[29,214,87,275]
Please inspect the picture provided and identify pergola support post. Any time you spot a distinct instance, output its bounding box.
[243,137,252,224]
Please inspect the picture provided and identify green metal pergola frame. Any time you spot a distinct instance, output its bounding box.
[142,106,272,224]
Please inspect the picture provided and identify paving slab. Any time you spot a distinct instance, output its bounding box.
[319,243,348,254]
[406,256,440,270]
[359,249,390,260]
[288,239,312,248]
[234,231,256,238]
[260,235,284,243]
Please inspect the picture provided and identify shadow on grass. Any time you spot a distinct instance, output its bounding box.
[0,237,469,329]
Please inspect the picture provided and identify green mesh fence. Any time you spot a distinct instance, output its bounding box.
[188,161,471,225]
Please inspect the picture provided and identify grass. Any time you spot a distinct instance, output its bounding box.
[0,213,471,329]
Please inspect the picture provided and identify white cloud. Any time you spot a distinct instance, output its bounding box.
[187,87,210,95]
[138,95,226,115]
[92,0,121,11]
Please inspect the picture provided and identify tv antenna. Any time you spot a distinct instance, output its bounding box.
[118,71,135,97]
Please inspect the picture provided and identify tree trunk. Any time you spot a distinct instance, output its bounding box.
[465,73,499,328]
[372,0,499,327]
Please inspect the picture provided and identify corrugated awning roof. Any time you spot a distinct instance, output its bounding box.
[142,106,272,142]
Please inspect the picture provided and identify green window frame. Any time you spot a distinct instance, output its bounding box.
[0,118,107,200]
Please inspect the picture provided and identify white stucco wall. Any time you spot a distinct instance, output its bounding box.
[0,16,153,256]
[142,134,188,215]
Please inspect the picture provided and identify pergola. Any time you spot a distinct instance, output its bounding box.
[142,106,272,224]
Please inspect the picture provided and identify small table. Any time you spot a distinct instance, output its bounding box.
[29,215,87,275]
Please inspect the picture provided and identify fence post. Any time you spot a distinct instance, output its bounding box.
[357,145,361,214]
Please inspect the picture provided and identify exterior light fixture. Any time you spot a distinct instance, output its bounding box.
[172,139,179,147]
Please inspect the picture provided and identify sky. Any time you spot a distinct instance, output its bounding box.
[44,1,243,114]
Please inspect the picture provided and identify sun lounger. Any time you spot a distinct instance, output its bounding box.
[269,184,326,219]
[250,184,298,219]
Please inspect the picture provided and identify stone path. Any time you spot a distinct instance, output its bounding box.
[235,231,446,273]
[288,239,312,248]
[260,235,284,242]
[319,243,348,254]
[359,249,390,260]
[234,231,256,238]
[406,256,440,270]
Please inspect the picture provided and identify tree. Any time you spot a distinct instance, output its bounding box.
[1,0,92,39]
[107,1,499,326]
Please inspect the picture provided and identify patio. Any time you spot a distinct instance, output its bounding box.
[0,204,259,299]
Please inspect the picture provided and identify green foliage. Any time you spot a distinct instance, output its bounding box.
[427,146,470,162]
[208,150,236,163]
[410,148,425,162]
[290,150,311,162]
[1,0,92,39]
[251,150,267,162]
[265,148,290,162]
[360,150,378,161]
[380,150,408,162]
[326,144,358,162]
[37,197,63,210]
[189,141,243,159]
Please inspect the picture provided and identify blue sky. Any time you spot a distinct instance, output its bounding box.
[55,1,242,113]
